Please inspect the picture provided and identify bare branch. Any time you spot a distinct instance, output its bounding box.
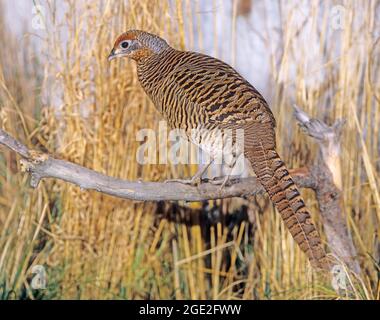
[0,128,313,202]
[0,128,30,158]
[293,105,361,275]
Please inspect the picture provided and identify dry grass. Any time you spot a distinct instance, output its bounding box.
[0,0,379,299]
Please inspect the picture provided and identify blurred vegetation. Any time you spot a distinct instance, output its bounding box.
[0,0,379,299]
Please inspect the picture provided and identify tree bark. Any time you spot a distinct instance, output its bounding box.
[293,105,360,275]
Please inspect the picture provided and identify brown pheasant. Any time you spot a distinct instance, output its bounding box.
[109,30,329,270]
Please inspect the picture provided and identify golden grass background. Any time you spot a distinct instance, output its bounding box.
[0,0,379,299]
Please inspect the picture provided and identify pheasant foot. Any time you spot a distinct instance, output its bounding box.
[164,176,202,186]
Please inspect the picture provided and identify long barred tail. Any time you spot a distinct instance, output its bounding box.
[245,145,329,270]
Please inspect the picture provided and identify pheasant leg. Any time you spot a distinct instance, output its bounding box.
[209,160,239,191]
[165,159,213,186]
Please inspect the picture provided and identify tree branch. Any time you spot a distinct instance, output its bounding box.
[0,128,315,202]
[293,104,361,275]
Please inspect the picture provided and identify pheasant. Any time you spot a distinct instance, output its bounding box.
[108,30,329,270]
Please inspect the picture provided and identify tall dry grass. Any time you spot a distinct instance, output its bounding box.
[0,0,379,299]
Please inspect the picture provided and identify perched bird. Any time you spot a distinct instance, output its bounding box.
[109,30,329,270]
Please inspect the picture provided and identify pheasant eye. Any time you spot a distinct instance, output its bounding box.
[120,41,129,49]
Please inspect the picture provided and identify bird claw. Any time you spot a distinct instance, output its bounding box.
[209,175,240,193]
[164,177,202,187]
[207,176,229,194]
[209,176,229,185]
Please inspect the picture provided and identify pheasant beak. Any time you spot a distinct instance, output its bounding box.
[108,48,117,61]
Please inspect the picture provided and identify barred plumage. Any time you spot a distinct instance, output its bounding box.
[109,30,330,270]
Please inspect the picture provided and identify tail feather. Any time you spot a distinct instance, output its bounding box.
[246,146,329,270]
[221,120,329,269]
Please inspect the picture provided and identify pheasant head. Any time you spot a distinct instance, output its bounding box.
[108,30,169,62]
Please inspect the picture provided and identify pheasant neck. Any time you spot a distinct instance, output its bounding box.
[136,47,176,113]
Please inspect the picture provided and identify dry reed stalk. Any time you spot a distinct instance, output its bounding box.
[0,0,379,300]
